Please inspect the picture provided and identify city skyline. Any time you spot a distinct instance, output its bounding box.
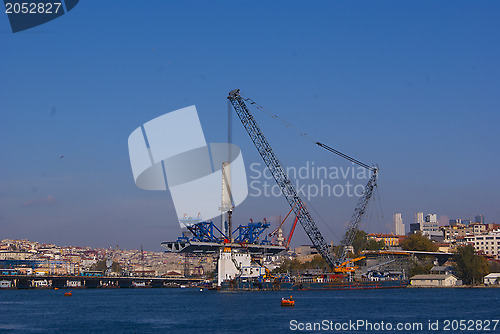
[1,1,499,251]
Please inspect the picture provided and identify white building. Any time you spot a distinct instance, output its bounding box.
[393,213,405,236]
[410,274,460,287]
[484,273,500,285]
[466,230,500,259]
[217,249,264,286]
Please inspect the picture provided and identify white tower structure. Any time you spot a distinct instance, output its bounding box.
[415,212,424,225]
[393,213,405,235]
[220,161,233,239]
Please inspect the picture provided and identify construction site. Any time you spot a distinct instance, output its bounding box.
[160,89,416,290]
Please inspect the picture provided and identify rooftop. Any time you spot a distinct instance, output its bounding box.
[411,274,457,280]
[484,273,500,278]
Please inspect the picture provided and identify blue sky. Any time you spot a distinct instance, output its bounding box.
[1,1,499,251]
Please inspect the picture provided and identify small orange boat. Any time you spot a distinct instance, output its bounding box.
[64,291,72,297]
[281,296,295,307]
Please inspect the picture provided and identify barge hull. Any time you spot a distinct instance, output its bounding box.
[221,280,408,291]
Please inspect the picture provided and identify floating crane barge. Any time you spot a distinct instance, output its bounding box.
[161,89,408,290]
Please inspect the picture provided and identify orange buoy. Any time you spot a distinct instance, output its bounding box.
[54,288,59,290]
[281,295,295,307]
[64,291,72,297]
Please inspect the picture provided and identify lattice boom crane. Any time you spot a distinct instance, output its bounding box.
[228,89,378,270]
[228,89,336,268]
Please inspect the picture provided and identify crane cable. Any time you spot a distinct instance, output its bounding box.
[374,184,385,234]
[240,92,376,172]
[240,92,318,144]
[240,92,343,241]
[375,184,385,221]
[240,91,378,243]
[302,192,341,242]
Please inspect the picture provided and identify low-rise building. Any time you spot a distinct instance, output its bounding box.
[366,233,401,247]
[470,223,487,235]
[435,243,454,253]
[483,273,500,285]
[0,251,30,260]
[410,274,461,287]
[63,254,82,264]
[454,237,469,247]
[441,225,473,241]
[294,245,318,257]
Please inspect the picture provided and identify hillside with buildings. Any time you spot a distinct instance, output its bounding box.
[1,211,499,288]
[0,239,215,277]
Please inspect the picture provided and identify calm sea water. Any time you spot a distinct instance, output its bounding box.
[0,288,499,333]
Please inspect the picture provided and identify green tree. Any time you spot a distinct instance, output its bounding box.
[91,260,123,274]
[275,255,329,272]
[365,239,385,251]
[409,261,434,277]
[351,230,367,254]
[454,245,489,285]
[400,232,437,252]
[306,255,328,270]
[275,258,302,272]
